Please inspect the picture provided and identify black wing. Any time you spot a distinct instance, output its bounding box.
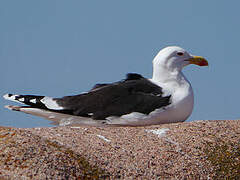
[56,73,171,120]
[89,73,144,92]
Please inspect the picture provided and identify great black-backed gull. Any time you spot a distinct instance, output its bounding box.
[3,46,208,126]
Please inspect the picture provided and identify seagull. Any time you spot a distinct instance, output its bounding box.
[3,46,208,126]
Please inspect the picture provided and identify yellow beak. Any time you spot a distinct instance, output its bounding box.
[188,56,208,66]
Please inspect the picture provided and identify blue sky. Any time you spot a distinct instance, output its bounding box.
[1,1,240,127]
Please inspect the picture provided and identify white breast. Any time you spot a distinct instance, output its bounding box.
[147,76,194,125]
[167,81,194,121]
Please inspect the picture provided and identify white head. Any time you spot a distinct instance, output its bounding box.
[152,46,208,81]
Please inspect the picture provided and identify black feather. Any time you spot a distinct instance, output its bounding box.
[56,73,171,120]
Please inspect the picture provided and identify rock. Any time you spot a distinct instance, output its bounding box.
[0,120,239,179]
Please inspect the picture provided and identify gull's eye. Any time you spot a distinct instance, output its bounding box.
[177,52,184,56]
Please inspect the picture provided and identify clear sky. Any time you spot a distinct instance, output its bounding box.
[1,1,240,127]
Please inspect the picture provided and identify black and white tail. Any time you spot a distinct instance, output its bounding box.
[3,93,106,126]
[3,94,64,110]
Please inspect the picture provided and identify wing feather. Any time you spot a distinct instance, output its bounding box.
[56,74,171,120]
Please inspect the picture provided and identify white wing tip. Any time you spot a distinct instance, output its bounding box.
[3,94,10,100]
[3,94,23,104]
[41,96,64,110]
[3,94,19,100]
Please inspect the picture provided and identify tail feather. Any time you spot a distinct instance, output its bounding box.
[3,94,64,110]
[4,105,108,127]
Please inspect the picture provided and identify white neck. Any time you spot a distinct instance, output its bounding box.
[151,62,193,114]
[152,65,186,84]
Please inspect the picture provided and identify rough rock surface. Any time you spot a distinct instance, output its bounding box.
[0,120,239,179]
